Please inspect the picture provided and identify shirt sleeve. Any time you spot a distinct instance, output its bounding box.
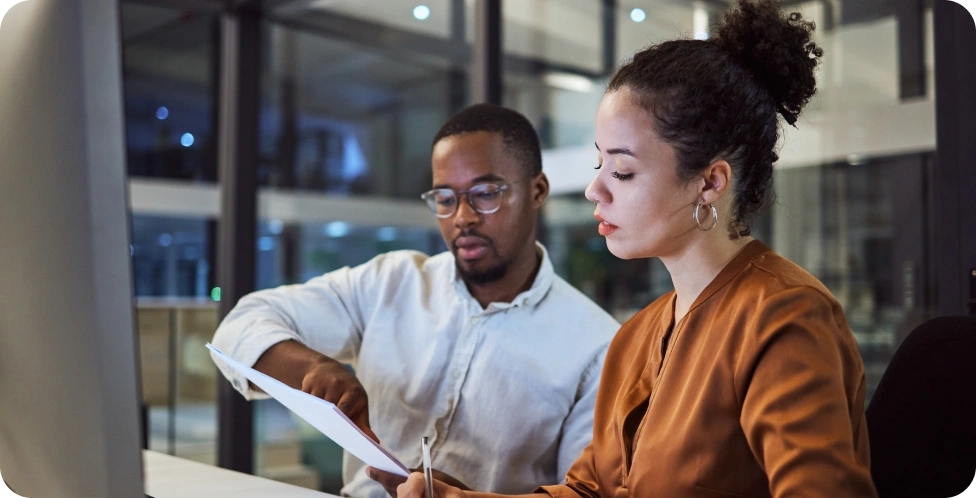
[736,286,878,498]
[211,254,391,400]
[537,441,601,498]
[540,339,617,498]
[555,344,608,480]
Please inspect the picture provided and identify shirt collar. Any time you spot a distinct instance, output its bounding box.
[451,241,554,313]
[687,239,771,314]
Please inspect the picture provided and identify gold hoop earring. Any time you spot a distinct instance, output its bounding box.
[694,199,718,231]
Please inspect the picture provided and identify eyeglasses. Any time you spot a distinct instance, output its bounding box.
[421,179,526,218]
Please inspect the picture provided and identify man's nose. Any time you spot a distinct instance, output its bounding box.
[453,194,482,229]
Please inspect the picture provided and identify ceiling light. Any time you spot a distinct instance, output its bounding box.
[693,4,709,40]
[544,72,595,93]
[413,5,430,20]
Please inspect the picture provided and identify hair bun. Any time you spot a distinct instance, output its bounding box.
[713,0,823,125]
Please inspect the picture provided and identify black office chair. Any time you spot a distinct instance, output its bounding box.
[866,316,976,498]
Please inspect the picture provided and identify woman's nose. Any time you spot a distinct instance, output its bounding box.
[584,175,608,205]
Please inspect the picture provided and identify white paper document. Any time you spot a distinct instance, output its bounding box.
[206,343,409,477]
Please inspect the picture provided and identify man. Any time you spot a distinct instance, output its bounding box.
[211,104,618,497]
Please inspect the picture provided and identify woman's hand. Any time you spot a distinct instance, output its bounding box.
[396,472,466,498]
[367,467,469,497]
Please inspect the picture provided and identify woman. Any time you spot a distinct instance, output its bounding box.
[388,0,877,496]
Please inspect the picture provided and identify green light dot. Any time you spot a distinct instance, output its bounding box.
[211,287,221,302]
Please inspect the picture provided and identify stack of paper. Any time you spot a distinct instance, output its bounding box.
[207,343,409,477]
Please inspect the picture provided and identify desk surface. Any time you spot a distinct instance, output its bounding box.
[144,451,340,498]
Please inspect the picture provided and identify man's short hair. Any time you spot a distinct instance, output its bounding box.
[432,103,543,176]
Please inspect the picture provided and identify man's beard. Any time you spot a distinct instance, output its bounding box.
[456,258,508,285]
[452,232,509,285]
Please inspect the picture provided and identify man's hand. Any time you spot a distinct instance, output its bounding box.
[249,340,378,441]
[367,467,470,497]
[301,357,378,443]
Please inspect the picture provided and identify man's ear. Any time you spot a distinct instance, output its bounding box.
[532,172,550,209]
[699,160,732,206]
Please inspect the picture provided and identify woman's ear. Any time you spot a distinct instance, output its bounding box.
[699,160,732,205]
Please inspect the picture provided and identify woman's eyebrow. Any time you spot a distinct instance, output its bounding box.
[595,142,636,157]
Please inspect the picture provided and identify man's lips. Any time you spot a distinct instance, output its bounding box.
[454,236,491,260]
[594,213,618,236]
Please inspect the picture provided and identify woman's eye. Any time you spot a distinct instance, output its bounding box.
[594,163,602,170]
[611,171,634,181]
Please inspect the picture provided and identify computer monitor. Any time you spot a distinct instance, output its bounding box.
[0,0,144,496]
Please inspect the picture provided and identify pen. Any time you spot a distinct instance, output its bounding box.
[422,436,434,498]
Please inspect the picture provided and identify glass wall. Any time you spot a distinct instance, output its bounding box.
[771,153,935,399]
[122,0,222,474]
[255,2,464,488]
[122,2,218,182]
[123,0,943,492]
[132,214,441,482]
[511,0,937,404]
[123,0,459,491]
[260,1,467,198]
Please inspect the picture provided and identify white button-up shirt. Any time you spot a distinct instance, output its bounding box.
[211,244,619,497]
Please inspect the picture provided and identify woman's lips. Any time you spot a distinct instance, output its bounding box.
[598,221,618,236]
[594,213,618,236]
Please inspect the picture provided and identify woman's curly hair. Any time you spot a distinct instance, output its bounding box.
[607,0,823,238]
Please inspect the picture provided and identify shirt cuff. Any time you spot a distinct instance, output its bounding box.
[536,484,583,498]
[211,331,298,401]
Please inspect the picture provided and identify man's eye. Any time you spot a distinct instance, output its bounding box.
[437,197,457,206]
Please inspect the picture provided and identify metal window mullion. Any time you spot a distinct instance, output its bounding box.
[215,1,261,474]
[933,0,976,316]
[470,0,501,105]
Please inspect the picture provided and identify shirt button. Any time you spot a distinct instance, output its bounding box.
[471,316,480,324]
[452,370,462,379]
[233,380,242,390]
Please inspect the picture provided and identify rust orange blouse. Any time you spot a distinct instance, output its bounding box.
[538,241,877,497]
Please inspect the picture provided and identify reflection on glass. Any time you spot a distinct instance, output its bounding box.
[121,3,217,182]
[508,0,932,152]
[260,18,464,197]
[274,0,454,39]
[772,154,933,400]
[503,0,602,73]
[131,215,212,298]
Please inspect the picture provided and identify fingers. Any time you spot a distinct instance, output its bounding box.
[366,467,408,497]
[394,472,463,498]
[300,374,334,400]
[396,473,428,498]
[298,363,378,441]
[302,375,346,403]
[339,390,378,442]
[429,469,470,491]
[300,363,367,409]
[337,389,368,419]
[407,468,468,491]
[353,408,379,443]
